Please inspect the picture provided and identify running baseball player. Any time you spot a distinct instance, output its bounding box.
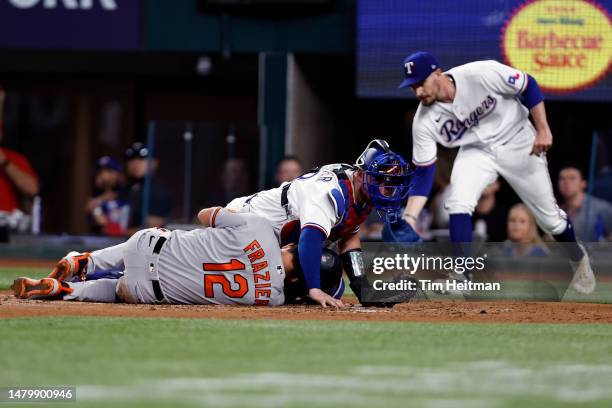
[394,51,595,293]
[225,139,411,306]
[12,209,343,306]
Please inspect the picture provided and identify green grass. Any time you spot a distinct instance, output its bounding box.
[421,280,612,303]
[1,317,612,408]
[0,267,48,290]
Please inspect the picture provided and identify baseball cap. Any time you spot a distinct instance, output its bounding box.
[124,142,150,160]
[398,51,440,89]
[96,156,122,172]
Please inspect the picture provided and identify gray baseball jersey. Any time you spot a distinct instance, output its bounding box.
[155,209,285,305]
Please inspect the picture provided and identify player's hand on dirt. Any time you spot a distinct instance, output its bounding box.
[308,288,344,308]
[531,129,553,156]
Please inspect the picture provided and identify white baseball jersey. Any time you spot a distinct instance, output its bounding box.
[410,60,568,237]
[227,164,368,243]
[157,209,285,305]
[412,60,533,166]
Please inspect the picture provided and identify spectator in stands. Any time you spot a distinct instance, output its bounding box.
[0,85,39,213]
[504,203,549,257]
[221,158,251,202]
[85,156,128,236]
[197,157,252,209]
[473,180,509,242]
[120,142,173,235]
[558,163,612,241]
[275,155,303,185]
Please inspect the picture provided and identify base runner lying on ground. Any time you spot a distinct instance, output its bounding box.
[11,208,344,306]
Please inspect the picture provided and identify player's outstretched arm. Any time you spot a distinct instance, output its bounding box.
[197,207,243,228]
[197,207,217,227]
[308,288,344,308]
[517,73,551,156]
[402,163,435,227]
[403,196,428,228]
[299,226,344,308]
[530,102,553,156]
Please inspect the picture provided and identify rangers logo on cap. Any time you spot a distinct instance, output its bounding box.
[399,51,440,89]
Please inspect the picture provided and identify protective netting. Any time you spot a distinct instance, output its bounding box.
[144,121,260,225]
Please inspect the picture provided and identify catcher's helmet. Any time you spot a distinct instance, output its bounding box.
[355,139,410,219]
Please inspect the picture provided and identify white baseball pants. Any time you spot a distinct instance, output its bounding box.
[445,127,567,235]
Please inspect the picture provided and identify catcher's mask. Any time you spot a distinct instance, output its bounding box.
[284,247,344,304]
[355,139,411,221]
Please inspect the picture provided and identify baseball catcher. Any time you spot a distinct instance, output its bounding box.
[224,139,411,307]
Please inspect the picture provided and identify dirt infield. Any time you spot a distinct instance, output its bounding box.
[1,291,611,323]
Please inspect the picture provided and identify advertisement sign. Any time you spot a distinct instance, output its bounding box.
[502,0,611,94]
[357,0,612,101]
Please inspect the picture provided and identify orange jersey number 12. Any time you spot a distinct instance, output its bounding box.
[203,259,248,299]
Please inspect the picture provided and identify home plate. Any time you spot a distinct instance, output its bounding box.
[350,307,388,313]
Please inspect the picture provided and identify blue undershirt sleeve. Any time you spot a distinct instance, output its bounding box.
[409,164,436,197]
[521,74,544,109]
[298,226,326,290]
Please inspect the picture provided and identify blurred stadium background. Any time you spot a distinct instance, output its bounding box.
[1,3,612,408]
[0,0,609,248]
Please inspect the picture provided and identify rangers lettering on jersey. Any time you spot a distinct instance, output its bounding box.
[412,60,531,165]
[439,95,497,141]
[439,118,468,142]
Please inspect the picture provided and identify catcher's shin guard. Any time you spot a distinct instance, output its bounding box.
[11,277,73,299]
[48,251,91,281]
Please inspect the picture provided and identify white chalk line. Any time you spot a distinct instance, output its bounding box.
[75,361,612,406]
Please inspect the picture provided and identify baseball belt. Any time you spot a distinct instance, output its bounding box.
[151,236,167,302]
